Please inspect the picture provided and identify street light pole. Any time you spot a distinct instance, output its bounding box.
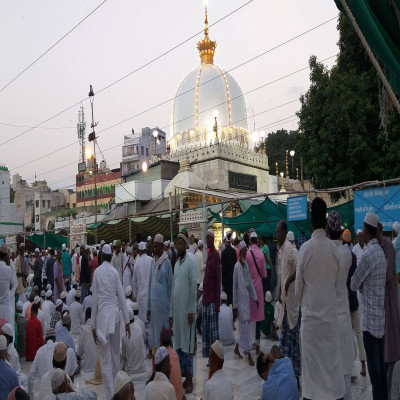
[88,85,98,244]
[290,150,295,180]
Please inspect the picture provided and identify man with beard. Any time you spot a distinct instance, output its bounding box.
[221,232,236,306]
[170,232,197,394]
[147,234,173,349]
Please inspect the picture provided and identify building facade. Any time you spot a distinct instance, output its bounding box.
[121,127,167,176]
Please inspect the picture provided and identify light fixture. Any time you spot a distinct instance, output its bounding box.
[152,130,158,138]
[86,148,93,159]
[290,150,295,157]
[142,161,148,172]
[280,172,284,178]
[232,231,237,240]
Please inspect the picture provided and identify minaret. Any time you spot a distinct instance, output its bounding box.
[77,105,86,164]
[197,7,217,65]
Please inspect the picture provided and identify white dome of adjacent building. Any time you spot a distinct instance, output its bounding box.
[169,9,250,153]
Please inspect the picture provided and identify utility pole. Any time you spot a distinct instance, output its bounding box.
[88,85,98,244]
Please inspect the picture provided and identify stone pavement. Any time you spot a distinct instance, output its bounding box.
[20,329,373,400]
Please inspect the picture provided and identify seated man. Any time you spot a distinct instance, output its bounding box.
[1,323,27,387]
[70,290,84,335]
[218,292,235,346]
[0,335,19,400]
[27,328,57,398]
[50,299,63,329]
[132,302,145,344]
[159,324,184,400]
[145,347,177,400]
[112,371,136,400]
[39,342,78,399]
[256,345,298,400]
[44,368,97,399]
[203,340,233,400]
[125,286,134,311]
[121,308,146,376]
[56,310,76,353]
[77,307,97,374]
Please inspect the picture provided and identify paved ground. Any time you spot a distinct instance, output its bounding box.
[21,327,373,400]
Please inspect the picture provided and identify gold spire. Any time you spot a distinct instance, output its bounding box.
[197,7,217,64]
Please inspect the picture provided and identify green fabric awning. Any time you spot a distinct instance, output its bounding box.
[334,0,400,97]
[27,233,68,250]
[210,198,355,238]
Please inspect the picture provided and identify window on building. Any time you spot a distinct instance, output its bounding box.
[141,146,144,156]
[47,200,50,208]
[35,200,39,208]
[35,215,39,222]
[42,200,45,208]
[146,147,149,157]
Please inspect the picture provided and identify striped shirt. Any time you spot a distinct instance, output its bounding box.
[351,238,387,338]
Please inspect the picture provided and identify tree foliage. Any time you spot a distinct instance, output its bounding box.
[263,129,300,179]
[296,14,400,198]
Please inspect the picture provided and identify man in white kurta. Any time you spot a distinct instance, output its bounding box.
[111,240,123,283]
[70,290,84,336]
[0,244,14,329]
[327,210,354,400]
[218,293,235,346]
[77,308,97,374]
[121,308,146,376]
[203,340,233,400]
[92,244,130,400]
[295,197,344,399]
[233,241,258,366]
[42,291,55,332]
[122,246,134,292]
[170,233,197,394]
[132,242,153,355]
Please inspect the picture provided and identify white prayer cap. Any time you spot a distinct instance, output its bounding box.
[85,245,90,251]
[0,335,7,350]
[47,247,51,250]
[220,292,227,300]
[47,284,52,290]
[46,290,52,298]
[154,234,163,244]
[138,242,146,251]
[128,308,134,322]
[265,291,272,302]
[34,295,40,304]
[393,221,400,234]
[125,286,132,297]
[239,241,247,251]
[364,211,380,228]
[16,301,23,311]
[51,368,66,392]
[62,244,66,250]
[131,302,139,311]
[41,290,46,297]
[250,231,257,239]
[287,231,295,241]
[199,283,203,291]
[126,246,132,254]
[60,291,67,300]
[170,242,175,248]
[100,240,105,245]
[147,236,152,241]
[211,340,224,360]
[75,290,81,298]
[112,240,117,246]
[35,248,40,253]
[198,240,203,247]
[113,371,131,396]
[206,229,215,238]
[102,244,112,255]
[19,243,25,248]
[155,346,169,365]
[1,323,13,337]
[55,299,63,308]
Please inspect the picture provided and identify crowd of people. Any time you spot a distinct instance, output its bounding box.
[1,197,400,399]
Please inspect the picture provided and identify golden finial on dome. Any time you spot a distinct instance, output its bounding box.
[197,6,217,64]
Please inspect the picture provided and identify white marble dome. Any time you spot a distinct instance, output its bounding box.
[171,64,248,137]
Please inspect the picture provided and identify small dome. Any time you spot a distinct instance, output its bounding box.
[164,158,205,196]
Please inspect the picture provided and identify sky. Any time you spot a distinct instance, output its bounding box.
[0,0,340,190]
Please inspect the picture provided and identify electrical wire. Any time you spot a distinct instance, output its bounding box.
[0,0,109,94]
[0,0,255,147]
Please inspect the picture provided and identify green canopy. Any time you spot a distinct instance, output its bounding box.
[334,0,400,97]
[210,198,355,238]
[27,233,68,250]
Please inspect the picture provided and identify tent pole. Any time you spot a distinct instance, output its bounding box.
[339,0,400,114]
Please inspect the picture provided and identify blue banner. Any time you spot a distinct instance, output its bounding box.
[354,185,400,231]
[287,195,308,222]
